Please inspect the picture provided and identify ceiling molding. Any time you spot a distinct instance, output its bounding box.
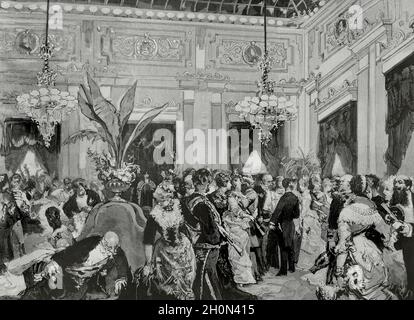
[0,0,312,29]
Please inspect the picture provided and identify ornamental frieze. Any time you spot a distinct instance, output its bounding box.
[111,33,185,62]
[324,12,376,54]
[218,39,287,70]
[0,28,77,60]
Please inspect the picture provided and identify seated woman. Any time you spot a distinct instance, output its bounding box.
[137,181,196,300]
[223,175,256,288]
[318,175,397,300]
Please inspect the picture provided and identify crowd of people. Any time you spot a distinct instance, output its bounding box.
[0,166,413,300]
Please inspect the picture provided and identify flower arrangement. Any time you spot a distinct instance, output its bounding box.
[63,73,170,187]
[87,149,140,185]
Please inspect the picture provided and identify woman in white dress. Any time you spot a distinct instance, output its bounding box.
[223,175,256,287]
[297,176,326,271]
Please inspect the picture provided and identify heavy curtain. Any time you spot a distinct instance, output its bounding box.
[318,102,357,177]
[385,62,414,175]
[124,123,176,184]
[0,119,60,175]
[228,123,286,177]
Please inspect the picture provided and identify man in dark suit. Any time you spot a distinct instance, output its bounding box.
[22,231,130,300]
[254,174,273,271]
[269,178,300,276]
[182,168,223,300]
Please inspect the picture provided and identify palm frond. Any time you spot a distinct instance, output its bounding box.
[62,130,109,148]
[281,149,321,178]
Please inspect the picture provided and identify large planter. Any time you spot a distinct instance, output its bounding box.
[105,178,131,201]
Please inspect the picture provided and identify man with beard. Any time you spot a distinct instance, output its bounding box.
[22,231,130,300]
[389,175,414,298]
[254,174,273,271]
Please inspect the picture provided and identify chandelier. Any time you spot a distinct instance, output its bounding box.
[16,0,77,148]
[235,0,298,145]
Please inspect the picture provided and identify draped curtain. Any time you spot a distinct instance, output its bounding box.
[385,64,414,175]
[228,123,286,177]
[0,119,60,175]
[318,102,357,177]
[124,123,176,184]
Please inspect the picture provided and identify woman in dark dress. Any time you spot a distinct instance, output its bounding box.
[137,181,196,300]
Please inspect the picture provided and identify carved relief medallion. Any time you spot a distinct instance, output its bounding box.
[242,41,262,65]
[15,30,39,54]
[137,33,158,57]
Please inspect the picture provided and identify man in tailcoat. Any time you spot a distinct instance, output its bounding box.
[269,178,300,276]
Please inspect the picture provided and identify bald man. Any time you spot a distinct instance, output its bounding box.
[22,231,130,300]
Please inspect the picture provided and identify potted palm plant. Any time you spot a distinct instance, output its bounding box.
[63,73,170,200]
[281,147,321,179]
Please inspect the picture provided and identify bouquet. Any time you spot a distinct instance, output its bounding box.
[87,149,140,185]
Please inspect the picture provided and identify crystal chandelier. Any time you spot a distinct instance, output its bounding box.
[235,0,298,145]
[16,0,77,148]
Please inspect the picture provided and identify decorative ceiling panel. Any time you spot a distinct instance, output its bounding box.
[14,0,324,17]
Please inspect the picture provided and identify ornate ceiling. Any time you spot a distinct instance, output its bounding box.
[16,0,325,17]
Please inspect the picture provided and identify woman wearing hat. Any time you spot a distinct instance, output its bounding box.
[139,181,196,300]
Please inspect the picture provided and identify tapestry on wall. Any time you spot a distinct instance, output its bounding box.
[318,101,357,177]
[384,54,414,175]
[0,118,60,176]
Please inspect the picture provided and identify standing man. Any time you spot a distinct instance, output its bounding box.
[182,168,223,300]
[389,175,414,299]
[269,178,300,276]
[254,174,273,271]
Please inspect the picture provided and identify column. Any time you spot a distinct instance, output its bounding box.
[60,85,82,179]
[375,54,388,177]
[368,44,377,174]
[357,54,369,174]
[193,91,211,169]
[308,94,319,153]
[210,93,225,170]
[182,90,194,170]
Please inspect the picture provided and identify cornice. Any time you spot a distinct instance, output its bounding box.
[312,79,358,121]
[1,0,307,29]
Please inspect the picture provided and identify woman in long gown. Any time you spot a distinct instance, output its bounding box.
[318,175,397,300]
[297,177,328,271]
[242,175,265,281]
[223,175,256,287]
[138,181,196,300]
